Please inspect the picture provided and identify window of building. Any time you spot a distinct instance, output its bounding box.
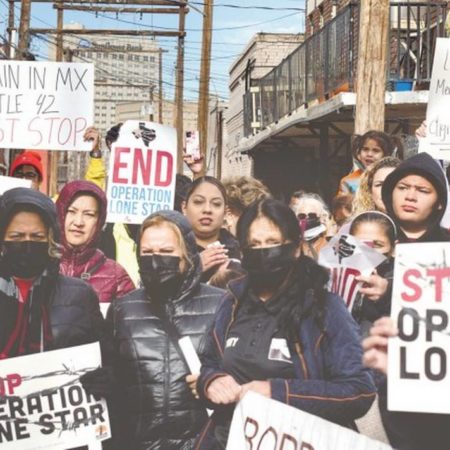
[128,54,133,60]
[319,5,325,28]
[118,54,124,60]
[149,56,155,63]
[143,56,148,62]
[112,54,117,60]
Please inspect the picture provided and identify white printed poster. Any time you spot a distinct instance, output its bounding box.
[0,61,94,151]
[0,175,31,194]
[106,120,177,224]
[388,243,450,414]
[0,342,111,449]
[319,234,385,310]
[419,38,450,159]
[227,392,392,449]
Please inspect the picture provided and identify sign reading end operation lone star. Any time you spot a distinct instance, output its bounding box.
[106,121,177,224]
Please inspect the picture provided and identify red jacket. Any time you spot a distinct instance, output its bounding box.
[56,180,135,303]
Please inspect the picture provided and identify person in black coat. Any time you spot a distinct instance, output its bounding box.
[381,152,450,243]
[107,210,224,450]
[0,187,106,359]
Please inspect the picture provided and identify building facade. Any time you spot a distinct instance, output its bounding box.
[224,33,305,179]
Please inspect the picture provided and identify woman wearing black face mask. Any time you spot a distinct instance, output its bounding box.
[106,210,224,450]
[0,187,106,360]
[195,199,376,449]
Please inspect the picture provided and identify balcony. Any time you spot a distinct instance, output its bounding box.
[243,1,448,138]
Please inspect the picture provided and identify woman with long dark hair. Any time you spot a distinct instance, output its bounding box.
[195,198,376,448]
[182,176,240,282]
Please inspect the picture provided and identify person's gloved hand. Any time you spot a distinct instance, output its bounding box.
[79,367,116,400]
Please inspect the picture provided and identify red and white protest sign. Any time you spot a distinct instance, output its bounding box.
[388,243,450,414]
[0,61,94,151]
[0,343,110,449]
[106,120,177,224]
[319,234,386,311]
[227,392,392,449]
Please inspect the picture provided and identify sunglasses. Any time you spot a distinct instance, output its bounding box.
[297,212,319,220]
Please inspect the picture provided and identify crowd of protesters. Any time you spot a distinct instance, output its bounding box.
[1,123,448,450]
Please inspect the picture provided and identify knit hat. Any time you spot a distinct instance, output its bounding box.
[10,151,43,180]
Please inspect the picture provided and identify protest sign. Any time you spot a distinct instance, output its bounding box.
[388,243,450,414]
[0,342,111,449]
[227,392,392,450]
[419,38,450,159]
[0,60,94,151]
[106,120,177,224]
[319,234,385,311]
[0,175,31,194]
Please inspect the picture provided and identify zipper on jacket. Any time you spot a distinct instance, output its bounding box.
[162,304,174,448]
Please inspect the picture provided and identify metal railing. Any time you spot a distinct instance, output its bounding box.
[243,2,448,137]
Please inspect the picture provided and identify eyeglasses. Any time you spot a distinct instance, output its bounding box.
[14,171,39,180]
[297,212,319,220]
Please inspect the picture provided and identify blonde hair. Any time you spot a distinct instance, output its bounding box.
[222,176,271,215]
[140,215,191,269]
[352,157,401,216]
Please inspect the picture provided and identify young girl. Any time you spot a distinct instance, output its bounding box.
[349,211,397,335]
[352,157,401,216]
[337,130,403,196]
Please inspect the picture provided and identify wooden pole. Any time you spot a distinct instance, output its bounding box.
[354,0,390,134]
[49,1,64,196]
[174,4,186,173]
[198,0,214,176]
[216,107,223,179]
[7,0,15,58]
[17,0,31,60]
[159,49,163,124]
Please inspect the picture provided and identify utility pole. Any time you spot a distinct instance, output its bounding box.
[354,0,390,134]
[216,106,223,179]
[48,0,65,197]
[159,49,163,124]
[174,2,186,173]
[198,0,214,176]
[17,0,31,60]
[7,0,15,58]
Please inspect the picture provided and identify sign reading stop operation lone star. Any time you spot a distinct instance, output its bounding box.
[389,243,450,414]
[0,343,111,450]
[0,61,94,151]
[106,121,177,224]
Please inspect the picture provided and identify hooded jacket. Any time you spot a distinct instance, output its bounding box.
[381,152,450,243]
[107,210,225,450]
[0,188,106,358]
[56,181,135,303]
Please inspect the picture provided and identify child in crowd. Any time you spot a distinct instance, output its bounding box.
[337,130,403,196]
[349,211,396,335]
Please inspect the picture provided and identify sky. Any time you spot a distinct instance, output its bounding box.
[0,1,305,101]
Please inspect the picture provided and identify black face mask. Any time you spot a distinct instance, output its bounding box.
[139,254,183,300]
[242,243,298,292]
[2,241,50,279]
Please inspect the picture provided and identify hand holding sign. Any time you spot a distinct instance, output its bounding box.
[363,317,398,374]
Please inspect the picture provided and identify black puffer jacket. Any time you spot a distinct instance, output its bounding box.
[107,211,224,450]
[0,188,106,357]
